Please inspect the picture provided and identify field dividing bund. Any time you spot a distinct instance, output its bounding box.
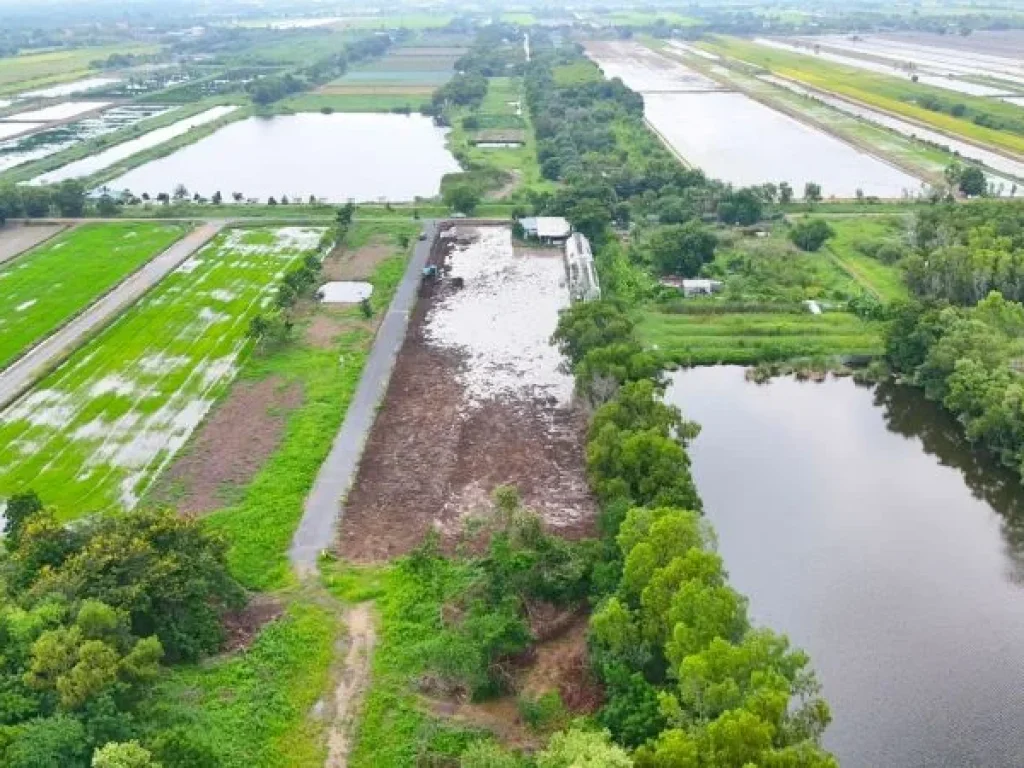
[0,226,325,518]
[0,222,187,371]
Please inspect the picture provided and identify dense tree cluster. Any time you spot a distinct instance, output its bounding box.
[886,291,1024,478]
[522,38,775,249]
[904,201,1024,304]
[0,180,89,223]
[0,497,244,767]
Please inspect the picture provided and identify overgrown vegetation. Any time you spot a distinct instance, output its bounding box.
[0,501,244,766]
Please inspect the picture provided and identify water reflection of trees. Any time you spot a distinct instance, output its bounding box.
[874,381,1024,584]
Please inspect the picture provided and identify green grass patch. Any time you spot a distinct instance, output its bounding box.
[821,216,911,302]
[204,221,419,591]
[0,222,185,370]
[639,310,883,364]
[281,92,427,112]
[142,600,336,768]
[326,558,481,767]
[552,61,604,87]
[0,226,323,518]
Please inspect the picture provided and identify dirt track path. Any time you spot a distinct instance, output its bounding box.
[0,220,226,410]
[325,603,377,767]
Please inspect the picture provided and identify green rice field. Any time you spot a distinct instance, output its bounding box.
[0,226,325,518]
[638,310,883,364]
[0,222,186,370]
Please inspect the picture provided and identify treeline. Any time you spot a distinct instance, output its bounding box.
[0,180,90,222]
[552,300,835,765]
[904,201,1024,305]
[886,292,1024,479]
[0,495,245,766]
[523,35,776,243]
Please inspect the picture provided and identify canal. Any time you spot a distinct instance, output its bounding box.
[666,366,1024,767]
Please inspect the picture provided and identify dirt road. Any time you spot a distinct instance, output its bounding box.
[325,603,377,767]
[0,221,226,410]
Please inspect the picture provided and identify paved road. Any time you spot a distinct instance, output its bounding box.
[0,221,226,410]
[290,220,438,577]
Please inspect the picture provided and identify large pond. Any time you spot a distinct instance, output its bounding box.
[666,367,1024,767]
[105,113,461,202]
[644,92,922,198]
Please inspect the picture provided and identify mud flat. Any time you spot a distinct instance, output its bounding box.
[338,224,594,561]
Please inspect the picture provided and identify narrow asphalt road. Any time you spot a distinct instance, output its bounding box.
[0,221,226,410]
[290,220,438,577]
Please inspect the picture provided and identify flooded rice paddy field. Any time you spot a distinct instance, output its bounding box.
[0,122,44,140]
[339,225,593,561]
[0,227,324,517]
[801,35,1024,91]
[669,367,1024,768]
[757,74,1024,186]
[0,222,186,371]
[16,77,121,100]
[644,91,922,197]
[757,37,1017,97]
[586,41,923,197]
[0,104,173,174]
[32,105,238,185]
[1,100,112,123]
[877,31,1024,61]
[106,113,460,202]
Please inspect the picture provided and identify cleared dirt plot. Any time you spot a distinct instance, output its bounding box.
[0,226,325,518]
[0,222,65,266]
[0,222,185,371]
[339,225,594,561]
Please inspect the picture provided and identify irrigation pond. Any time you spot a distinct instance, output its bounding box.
[105,112,461,202]
[667,366,1024,768]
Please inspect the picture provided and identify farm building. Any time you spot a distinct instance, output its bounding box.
[564,232,602,302]
[661,277,724,297]
[519,216,571,244]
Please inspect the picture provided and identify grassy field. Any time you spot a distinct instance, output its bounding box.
[601,10,700,26]
[552,60,604,87]
[0,226,323,518]
[638,310,884,364]
[281,92,427,112]
[702,36,1024,156]
[0,44,160,95]
[143,600,337,768]
[203,221,419,591]
[0,223,185,370]
[821,216,911,301]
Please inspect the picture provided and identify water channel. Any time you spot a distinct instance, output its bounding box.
[665,366,1024,767]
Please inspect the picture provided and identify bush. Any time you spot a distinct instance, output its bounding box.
[789,219,835,252]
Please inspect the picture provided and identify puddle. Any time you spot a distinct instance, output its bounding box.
[320,281,373,303]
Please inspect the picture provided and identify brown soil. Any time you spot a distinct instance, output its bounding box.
[337,242,595,561]
[424,614,599,750]
[326,603,377,767]
[150,377,303,514]
[324,238,394,281]
[221,596,284,653]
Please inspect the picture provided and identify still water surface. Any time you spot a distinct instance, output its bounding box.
[106,113,460,202]
[666,367,1024,767]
